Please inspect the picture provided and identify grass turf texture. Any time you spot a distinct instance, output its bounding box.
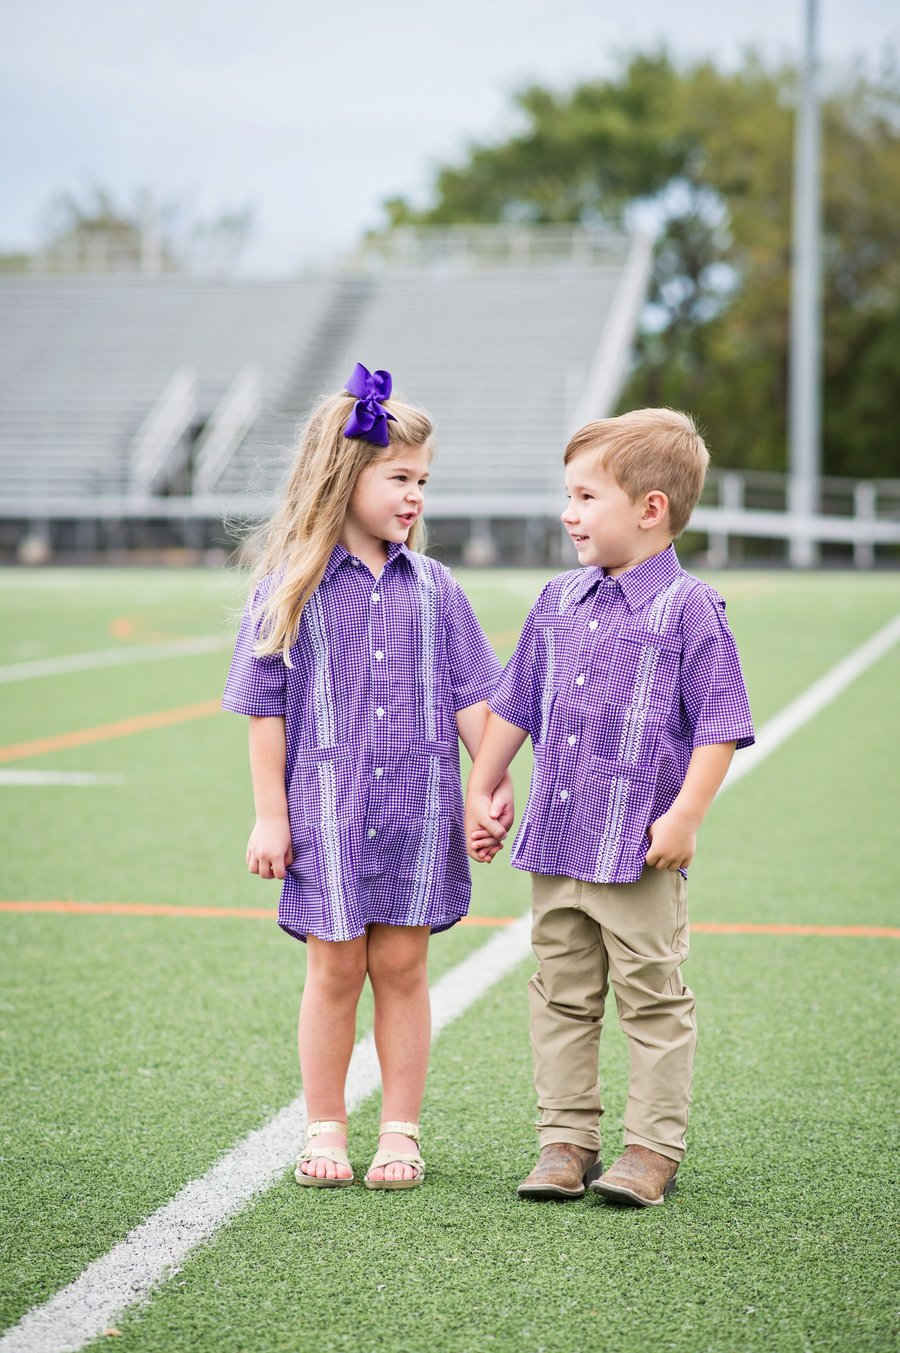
[0,567,898,1351]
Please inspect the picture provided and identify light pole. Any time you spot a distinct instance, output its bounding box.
[788,0,823,567]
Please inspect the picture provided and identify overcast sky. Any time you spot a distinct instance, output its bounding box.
[2,0,897,273]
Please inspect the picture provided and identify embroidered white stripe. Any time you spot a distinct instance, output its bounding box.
[595,773,630,880]
[412,556,438,741]
[539,628,555,744]
[408,754,443,925]
[316,759,348,941]
[307,593,336,748]
[559,570,584,613]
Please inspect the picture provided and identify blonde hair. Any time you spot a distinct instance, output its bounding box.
[564,408,709,537]
[246,386,433,662]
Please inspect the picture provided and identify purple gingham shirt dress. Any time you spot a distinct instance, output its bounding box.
[223,542,501,942]
[490,546,754,885]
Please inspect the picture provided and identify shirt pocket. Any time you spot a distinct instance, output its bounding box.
[363,741,458,885]
[287,745,352,824]
[583,702,664,767]
[573,754,658,865]
[600,632,682,714]
[389,740,459,820]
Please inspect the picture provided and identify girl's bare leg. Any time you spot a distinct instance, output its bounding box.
[366,924,432,1182]
[297,934,368,1180]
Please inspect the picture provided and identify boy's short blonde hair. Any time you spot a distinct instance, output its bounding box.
[564,408,709,538]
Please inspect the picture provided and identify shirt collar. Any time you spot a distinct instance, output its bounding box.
[321,539,413,584]
[613,544,681,611]
[572,544,681,612]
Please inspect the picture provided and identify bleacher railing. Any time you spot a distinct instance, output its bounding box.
[4,468,899,566]
[347,225,631,272]
[129,368,197,495]
[193,366,262,493]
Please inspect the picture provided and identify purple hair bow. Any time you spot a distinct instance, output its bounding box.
[343,363,397,447]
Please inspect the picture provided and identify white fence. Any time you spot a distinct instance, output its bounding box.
[4,466,899,566]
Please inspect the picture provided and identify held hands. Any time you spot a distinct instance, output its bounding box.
[645,806,699,872]
[465,773,515,865]
[247,815,294,881]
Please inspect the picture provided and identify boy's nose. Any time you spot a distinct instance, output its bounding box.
[561,505,576,524]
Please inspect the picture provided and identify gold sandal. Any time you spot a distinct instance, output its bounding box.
[294,1119,354,1188]
[364,1120,425,1191]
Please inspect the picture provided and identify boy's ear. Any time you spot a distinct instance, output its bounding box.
[639,490,670,530]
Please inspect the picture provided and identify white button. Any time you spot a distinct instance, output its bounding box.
[351,558,360,567]
[567,735,577,746]
[589,620,598,631]
[376,707,385,718]
[575,674,585,686]
[374,767,383,778]
[371,592,380,602]
[367,827,377,839]
[559,790,569,801]
[374,650,384,661]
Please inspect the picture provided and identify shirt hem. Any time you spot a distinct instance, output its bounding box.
[277,911,468,944]
[221,697,286,717]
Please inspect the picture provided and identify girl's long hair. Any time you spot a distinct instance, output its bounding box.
[245,387,433,662]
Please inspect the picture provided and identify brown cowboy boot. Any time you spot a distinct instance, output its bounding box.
[589,1145,679,1207]
[517,1143,602,1201]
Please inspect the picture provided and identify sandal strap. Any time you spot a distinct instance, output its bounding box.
[379,1120,420,1141]
[296,1145,351,1167]
[368,1149,425,1172]
[306,1119,347,1140]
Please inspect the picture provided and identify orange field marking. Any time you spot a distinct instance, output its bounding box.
[0,901,517,925]
[2,619,517,766]
[0,900,896,936]
[0,900,273,919]
[0,699,223,764]
[691,921,900,938]
[107,611,199,645]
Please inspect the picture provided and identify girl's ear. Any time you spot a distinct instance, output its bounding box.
[640,490,670,529]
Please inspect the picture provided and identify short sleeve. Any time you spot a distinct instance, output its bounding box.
[444,580,502,712]
[680,588,755,751]
[489,599,545,739]
[221,584,287,718]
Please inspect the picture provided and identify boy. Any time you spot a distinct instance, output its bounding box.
[466,409,754,1207]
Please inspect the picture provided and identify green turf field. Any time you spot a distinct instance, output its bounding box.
[0,566,898,1353]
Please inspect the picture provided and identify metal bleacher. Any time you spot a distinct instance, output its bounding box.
[0,276,333,499]
[217,267,628,508]
[0,227,656,560]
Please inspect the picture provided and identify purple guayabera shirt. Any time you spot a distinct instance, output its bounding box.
[490,546,754,884]
[223,542,501,942]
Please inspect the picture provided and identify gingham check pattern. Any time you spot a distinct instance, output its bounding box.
[490,546,755,883]
[223,542,501,942]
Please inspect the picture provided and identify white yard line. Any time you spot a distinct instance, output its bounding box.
[722,611,900,790]
[3,610,899,1353]
[0,771,124,787]
[0,635,231,684]
[0,916,533,1353]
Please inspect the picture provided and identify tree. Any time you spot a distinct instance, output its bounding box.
[383,50,900,478]
[36,185,254,276]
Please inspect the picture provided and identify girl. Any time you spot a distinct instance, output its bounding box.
[222,363,510,1190]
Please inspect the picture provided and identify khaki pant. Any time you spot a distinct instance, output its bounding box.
[529,867,696,1163]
